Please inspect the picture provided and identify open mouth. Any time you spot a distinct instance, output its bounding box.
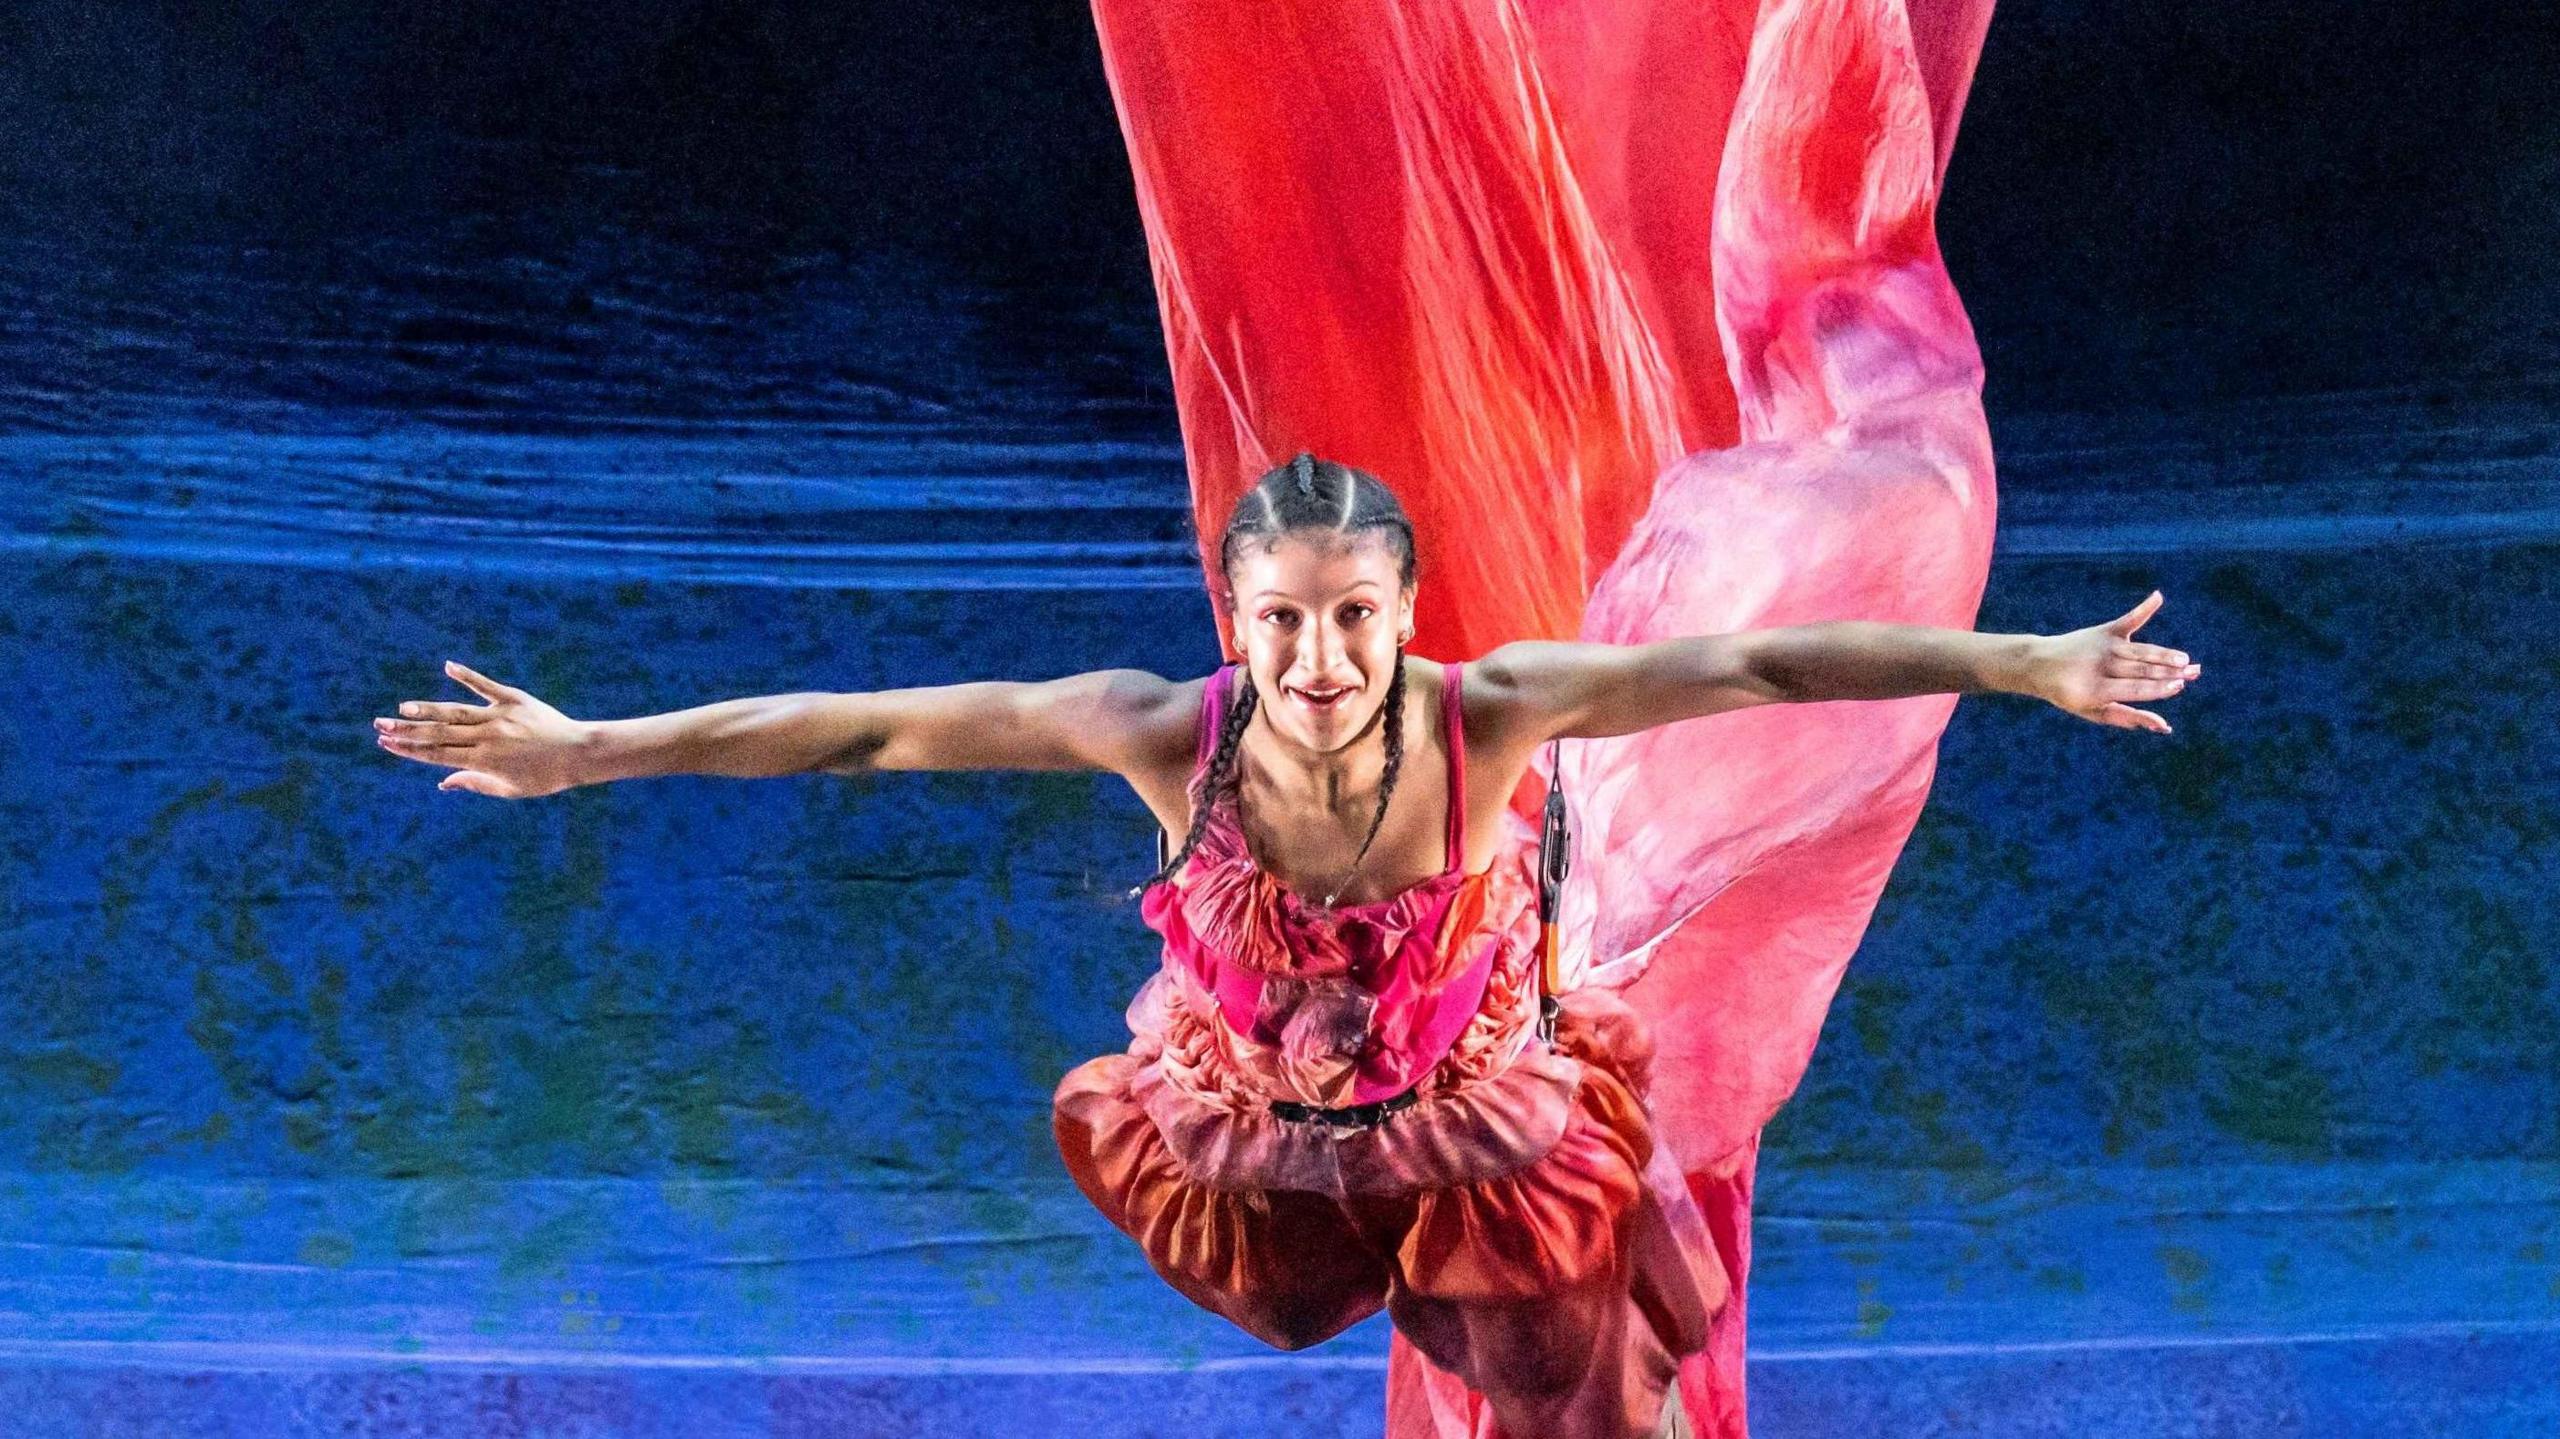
[1291,685,1354,712]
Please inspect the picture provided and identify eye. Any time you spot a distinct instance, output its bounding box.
[1343,604,1374,623]
[1263,609,1299,628]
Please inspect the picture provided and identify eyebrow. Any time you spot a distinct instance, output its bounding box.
[1247,583,1386,605]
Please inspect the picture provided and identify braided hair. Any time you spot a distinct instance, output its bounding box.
[1127,452,1420,904]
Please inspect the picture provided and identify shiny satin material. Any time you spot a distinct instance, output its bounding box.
[1055,985,1727,1433]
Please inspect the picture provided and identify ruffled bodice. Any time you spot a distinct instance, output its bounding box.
[1128,831,1558,1194]
[1139,795,1544,1100]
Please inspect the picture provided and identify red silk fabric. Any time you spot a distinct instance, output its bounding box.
[1085,0,1999,1431]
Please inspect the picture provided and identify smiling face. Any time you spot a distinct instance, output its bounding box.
[1224,531,1417,755]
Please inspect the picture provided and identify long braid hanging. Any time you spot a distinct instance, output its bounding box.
[1127,672,1259,901]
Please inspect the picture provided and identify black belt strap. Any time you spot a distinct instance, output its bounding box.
[1268,1085,1422,1129]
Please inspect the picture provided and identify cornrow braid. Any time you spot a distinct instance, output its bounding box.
[1213,452,1417,619]
[1124,671,1261,901]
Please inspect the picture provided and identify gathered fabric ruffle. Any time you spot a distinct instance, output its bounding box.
[1107,899,1577,1194]
[1137,800,1543,1109]
[1054,973,1727,1319]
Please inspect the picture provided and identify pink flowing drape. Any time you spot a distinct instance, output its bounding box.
[1083,0,2000,1431]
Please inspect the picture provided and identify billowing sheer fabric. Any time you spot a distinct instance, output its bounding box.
[1072,0,2001,1431]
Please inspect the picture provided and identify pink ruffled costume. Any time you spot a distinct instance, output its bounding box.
[1054,661,1730,1438]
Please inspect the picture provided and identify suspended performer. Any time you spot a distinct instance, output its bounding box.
[370,0,2205,1434]
[372,458,2194,1436]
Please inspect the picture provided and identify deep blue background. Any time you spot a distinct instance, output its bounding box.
[4,0,2556,423]
[1,2,2554,1435]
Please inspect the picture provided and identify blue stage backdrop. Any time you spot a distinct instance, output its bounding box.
[2,1,2555,1435]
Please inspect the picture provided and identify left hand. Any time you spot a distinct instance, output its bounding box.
[2027,591,2199,734]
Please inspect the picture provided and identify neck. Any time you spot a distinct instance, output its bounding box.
[1241,696,1389,810]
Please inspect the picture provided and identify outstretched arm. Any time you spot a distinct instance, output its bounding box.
[590,668,1187,781]
[373,660,1193,798]
[1477,591,2200,744]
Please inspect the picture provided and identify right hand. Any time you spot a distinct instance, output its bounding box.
[372,660,592,799]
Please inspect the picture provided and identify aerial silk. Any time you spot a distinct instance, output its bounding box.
[1084,0,2000,1431]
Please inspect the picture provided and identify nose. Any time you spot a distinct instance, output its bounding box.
[1297,614,1350,676]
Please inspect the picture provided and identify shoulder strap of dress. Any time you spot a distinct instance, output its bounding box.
[1195,663,1235,774]
[1441,660,1466,870]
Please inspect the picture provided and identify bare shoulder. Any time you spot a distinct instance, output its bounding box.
[1048,667,1208,782]
[1445,645,1560,817]
[1062,667,1214,843]
[1454,641,1568,752]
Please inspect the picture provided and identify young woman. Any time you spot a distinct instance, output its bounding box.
[371,453,2194,1439]
[375,0,2201,1434]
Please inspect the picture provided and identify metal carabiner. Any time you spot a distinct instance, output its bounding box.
[1536,738,1570,1045]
